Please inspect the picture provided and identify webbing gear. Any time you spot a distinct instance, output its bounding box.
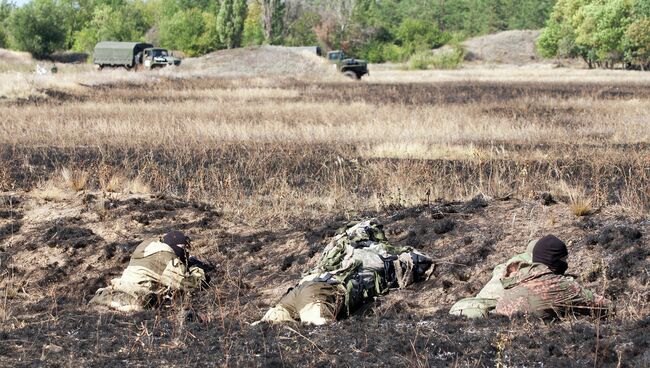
[380,254,399,288]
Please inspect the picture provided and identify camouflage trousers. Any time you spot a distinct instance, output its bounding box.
[262,281,346,325]
[89,278,159,312]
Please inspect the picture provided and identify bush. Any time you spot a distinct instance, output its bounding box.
[396,18,450,55]
[407,50,433,70]
[430,44,464,69]
[381,44,408,63]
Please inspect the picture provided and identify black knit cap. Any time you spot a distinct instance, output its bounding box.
[532,235,568,274]
[162,231,191,248]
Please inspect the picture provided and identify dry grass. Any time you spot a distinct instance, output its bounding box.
[125,177,151,195]
[60,167,88,192]
[0,67,649,226]
[367,64,650,84]
[99,171,127,193]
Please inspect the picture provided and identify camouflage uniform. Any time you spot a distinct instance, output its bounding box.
[494,261,611,318]
[258,220,433,325]
[449,240,537,318]
[89,238,206,312]
[260,281,346,326]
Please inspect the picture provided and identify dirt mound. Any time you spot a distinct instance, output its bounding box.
[462,30,543,65]
[179,45,340,79]
[0,189,648,366]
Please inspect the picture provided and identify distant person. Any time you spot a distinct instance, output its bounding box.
[255,220,434,325]
[449,238,539,318]
[89,231,208,312]
[494,235,611,318]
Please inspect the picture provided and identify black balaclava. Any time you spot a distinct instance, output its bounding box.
[532,235,568,275]
[162,231,191,261]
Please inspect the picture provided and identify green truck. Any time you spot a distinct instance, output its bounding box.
[327,50,369,79]
[93,41,181,70]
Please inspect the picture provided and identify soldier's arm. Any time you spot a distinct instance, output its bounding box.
[159,256,208,291]
[159,258,188,290]
[566,278,612,312]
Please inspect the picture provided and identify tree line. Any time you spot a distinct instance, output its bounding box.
[0,0,648,70]
[0,0,556,60]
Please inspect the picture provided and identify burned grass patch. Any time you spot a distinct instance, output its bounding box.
[295,82,650,106]
[42,223,102,249]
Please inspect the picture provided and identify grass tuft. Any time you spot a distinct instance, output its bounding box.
[60,168,88,192]
[126,177,151,194]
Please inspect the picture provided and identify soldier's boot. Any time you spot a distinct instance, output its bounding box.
[89,288,143,312]
[299,301,337,325]
[449,297,496,318]
[259,305,294,323]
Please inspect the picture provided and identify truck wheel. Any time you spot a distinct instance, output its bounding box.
[343,71,359,80]
[95,64,104,71]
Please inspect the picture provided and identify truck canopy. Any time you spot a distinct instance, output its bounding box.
[93,41,153,66]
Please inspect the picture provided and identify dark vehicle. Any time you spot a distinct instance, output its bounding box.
[93,41,181,70]
[327,50,369,79]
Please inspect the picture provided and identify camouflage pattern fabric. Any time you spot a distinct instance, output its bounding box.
[258,219,433,325]
[309,220,433,311]
[494,261,611,318]
[310,219,431,282]
[475,252,533,300]
[280,281,345,325]
[450,240,537,318]
[89,238,206,312]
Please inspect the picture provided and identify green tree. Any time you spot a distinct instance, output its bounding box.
[624,16,650,69]
[243,0,264,46]
[538,0,592,61]
[0,0,14,48]
[262,0,284,44]
[72,2,150,52]
[574,0,633,67]
[8,0,67,58]
[216,0,235,48]
[160,7,219,56]
[538,0,650,69]
[285,10,320,46]
[232,0,247,46]
[217,0,247,48]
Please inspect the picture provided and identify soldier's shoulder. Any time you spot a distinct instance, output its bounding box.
[136,238,175,257]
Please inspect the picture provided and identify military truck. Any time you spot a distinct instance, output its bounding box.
[327,50,368,79]
[93,41,181,70]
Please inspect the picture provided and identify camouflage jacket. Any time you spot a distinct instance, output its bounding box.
[110,239,205,298]
[494,261,611,318]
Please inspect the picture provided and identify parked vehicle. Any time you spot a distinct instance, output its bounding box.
[93,41,181,70]
[326,50,368,79]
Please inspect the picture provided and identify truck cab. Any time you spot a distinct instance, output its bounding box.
[326,50,369,79]
[141,47,181,69]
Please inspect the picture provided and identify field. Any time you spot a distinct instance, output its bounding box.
[0,52,649,367]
